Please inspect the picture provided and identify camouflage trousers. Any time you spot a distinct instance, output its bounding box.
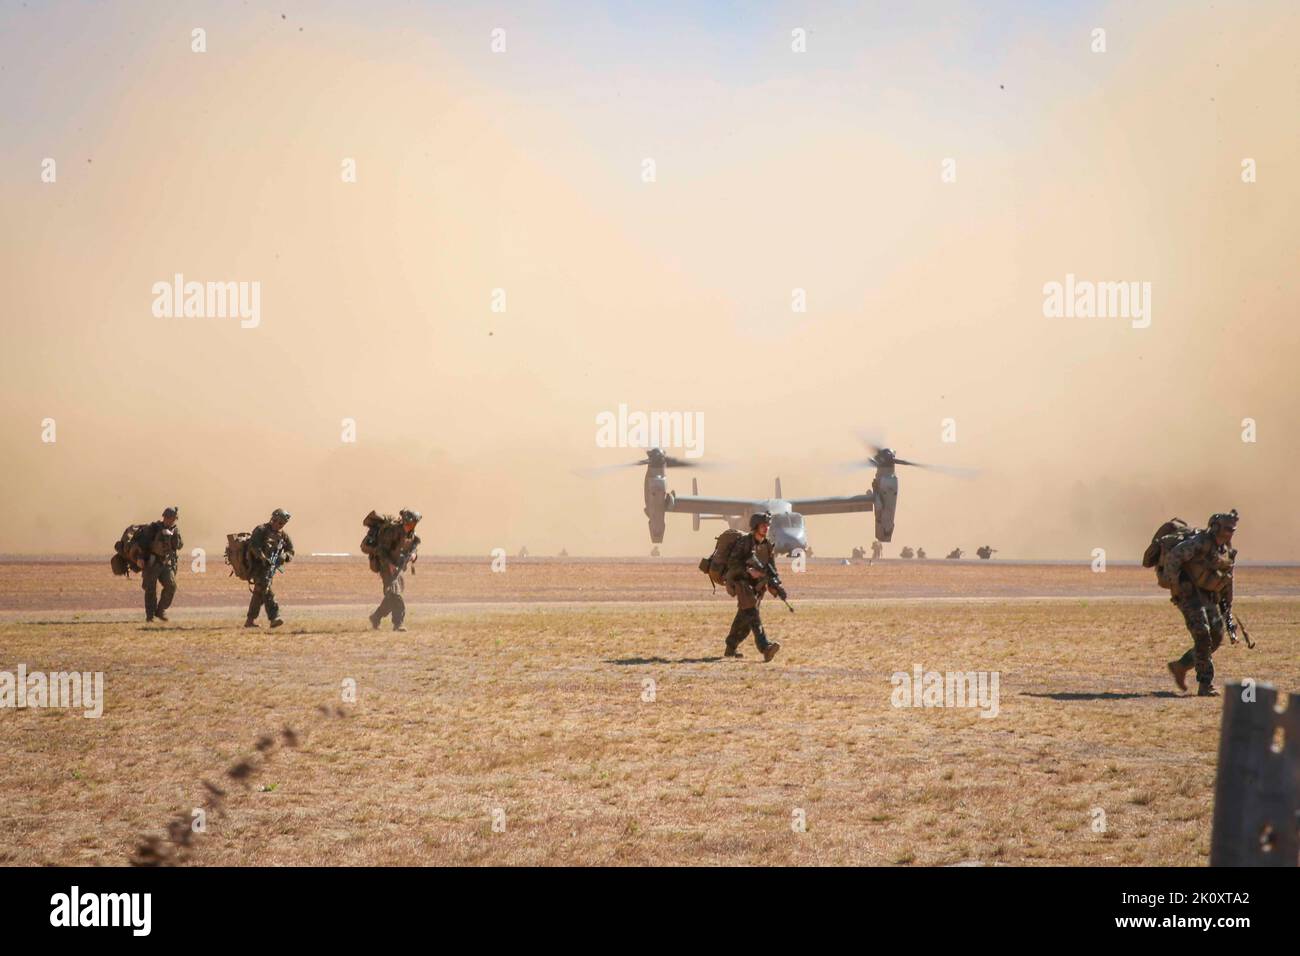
[141,558,176,619]
[372,568,406,628]
[725,578,771,652]
[1175,588,1227,686]
[246,574,280,622]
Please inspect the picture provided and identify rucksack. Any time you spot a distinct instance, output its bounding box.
[360,511,398,573]
[1143,518,1196,590]
[110,523,148,576]
[698,529,744,588]
[224,532,254,582]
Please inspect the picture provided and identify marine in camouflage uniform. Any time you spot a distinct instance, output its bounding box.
[245,508,294,629]
[1165,510,1239,697]
[139,506,182,622]
[369,509,421,632]
[722,513,783,662]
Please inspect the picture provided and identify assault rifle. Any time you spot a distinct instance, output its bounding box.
[391,537,420,576]
[261,539,287,589]
[154,526,182,570]
[748,555,794,613]
[1228,611,1256,649]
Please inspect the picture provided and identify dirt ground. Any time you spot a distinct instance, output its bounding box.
[1,559,1296,866]
[3,556,1299,611]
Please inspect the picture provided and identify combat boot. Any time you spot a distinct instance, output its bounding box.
[269,618,284,629]
[1197,682,1219,697]
[244,619,260,628]
[762,641,782,663]
[723,643,744,658]
[1167,660,1189,692]
[368,611,382,630]
[393,624,408,632]
[154,611,169,622]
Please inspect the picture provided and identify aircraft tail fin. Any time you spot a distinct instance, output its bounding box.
[775,477,783,499]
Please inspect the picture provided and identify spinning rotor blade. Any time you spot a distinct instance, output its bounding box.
[576,452,716,478]
[841,432,979,478]
[897,460,980,479]
[573,461,643,478]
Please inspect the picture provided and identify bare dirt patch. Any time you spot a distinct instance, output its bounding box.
[2,573,1295,866]
[3,557,1298,613]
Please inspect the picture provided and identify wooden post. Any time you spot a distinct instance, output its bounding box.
[1209,682,1298,866]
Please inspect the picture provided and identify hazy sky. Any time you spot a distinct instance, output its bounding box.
[2,1,1297,559]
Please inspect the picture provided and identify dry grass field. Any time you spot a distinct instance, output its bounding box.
[1,559,1297,866]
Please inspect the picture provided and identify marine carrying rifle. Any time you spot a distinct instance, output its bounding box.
[749,555,794,613]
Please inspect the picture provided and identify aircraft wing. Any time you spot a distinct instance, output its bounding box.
[664,493,765,516]
[786,493,875,515]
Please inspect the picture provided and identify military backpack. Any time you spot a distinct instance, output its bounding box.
[110,523,149,576]
[1143,517,1196,590]
[224,532,255,582]
[360,510,399,573]
[699,529,744,589]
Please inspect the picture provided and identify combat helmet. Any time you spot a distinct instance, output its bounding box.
[163,506,180,519]
[1208,509,1239,532]
[271,508,291,524]
[399,509,422,525]
[749,511,772,531]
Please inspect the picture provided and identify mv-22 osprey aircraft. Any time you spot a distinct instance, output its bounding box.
[607,443,968,556]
